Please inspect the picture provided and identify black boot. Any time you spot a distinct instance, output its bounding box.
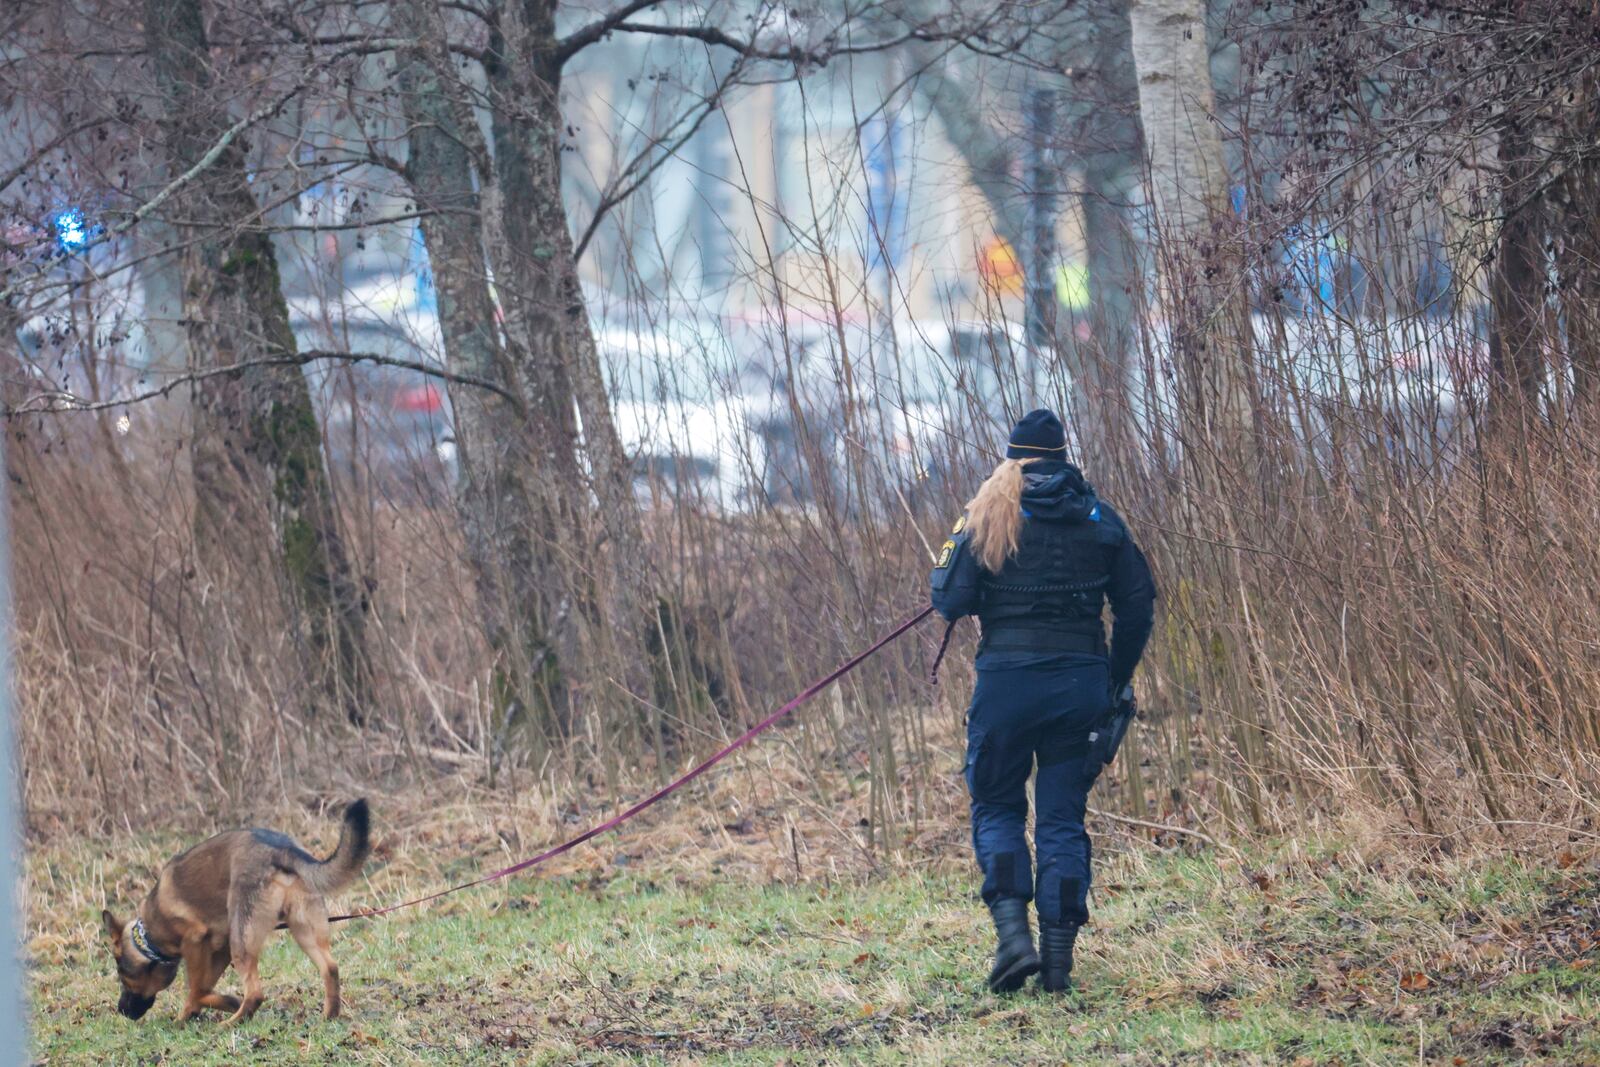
[986,898,1040,993]
[1038,920,1080,993]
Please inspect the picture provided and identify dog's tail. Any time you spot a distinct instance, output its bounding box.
[298,799,371,896]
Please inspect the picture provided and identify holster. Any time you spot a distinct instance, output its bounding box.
[1088,684,1136,766]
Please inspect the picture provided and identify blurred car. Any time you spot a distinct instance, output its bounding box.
[287,277,455,499]
[596,317,770,513]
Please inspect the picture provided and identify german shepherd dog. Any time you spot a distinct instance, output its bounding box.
[100,799,370,1024]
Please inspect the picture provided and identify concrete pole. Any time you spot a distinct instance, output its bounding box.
[0,425,27,1058]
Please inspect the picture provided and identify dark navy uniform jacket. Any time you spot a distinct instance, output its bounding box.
[930,461,1156,685]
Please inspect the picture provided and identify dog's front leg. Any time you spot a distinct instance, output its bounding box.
[180,993,240,1021]
[178,945,233,1022]
[197,992,241,1014]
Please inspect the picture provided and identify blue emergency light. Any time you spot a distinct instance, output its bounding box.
[53,208,89,253]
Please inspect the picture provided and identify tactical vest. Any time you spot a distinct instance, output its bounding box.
[977,511,1121,655]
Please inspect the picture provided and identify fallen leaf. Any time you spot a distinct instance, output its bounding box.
[852,952,874,966]
[858,1002,875,1017]
[1399,971,1431,992]
[1558,851,1580,870]
[1571,958,1594,970]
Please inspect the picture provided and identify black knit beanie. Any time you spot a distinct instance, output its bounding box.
[1005,408,1066,460]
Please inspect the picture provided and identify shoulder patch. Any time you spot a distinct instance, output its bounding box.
[951,514,967,535]
[935,539,957,569]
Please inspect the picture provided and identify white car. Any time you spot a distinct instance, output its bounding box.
[595,318,769,513]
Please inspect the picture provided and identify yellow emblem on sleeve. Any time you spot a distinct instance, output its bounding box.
[935,539,957,569]
[952,515,967,534]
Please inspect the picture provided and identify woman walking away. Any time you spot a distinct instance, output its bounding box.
[930,410,1156,994]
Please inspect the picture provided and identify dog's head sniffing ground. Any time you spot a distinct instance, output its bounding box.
[100,910,178,1019]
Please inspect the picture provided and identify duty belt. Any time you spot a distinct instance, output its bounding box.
[977,628,1105,656]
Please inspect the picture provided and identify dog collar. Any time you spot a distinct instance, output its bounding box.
[129,918,178,966]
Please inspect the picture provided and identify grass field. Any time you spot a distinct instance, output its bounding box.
[24,809,1600,1066]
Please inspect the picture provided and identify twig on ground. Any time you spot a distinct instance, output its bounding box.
[1088,806,1244,860]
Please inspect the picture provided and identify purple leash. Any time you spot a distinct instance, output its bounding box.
[328,606,936,924]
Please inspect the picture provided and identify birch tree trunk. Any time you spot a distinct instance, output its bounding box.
[144,0,370,720]
[1128,0,1230,243]
[1129,0,1261,828]
[1128,0,1251,450]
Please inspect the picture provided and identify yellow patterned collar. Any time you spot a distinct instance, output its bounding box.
[128,917,178,965]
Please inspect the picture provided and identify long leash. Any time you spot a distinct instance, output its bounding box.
[328,605,936,924]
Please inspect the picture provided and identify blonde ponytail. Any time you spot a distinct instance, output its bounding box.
[966,458,1031,573]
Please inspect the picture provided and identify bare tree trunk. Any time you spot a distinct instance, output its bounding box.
[482,0,656,706]
[1128,0,1259,828]
[1080,163,1140,455]
[394,0,660,741]
[1062,0,1142,463]
[1560,139,1600,411]
[483,0,645,575]
[1128,0,1230,234]
[144,0,370,719]
[392,0,573,745]
[1128,0,1250,448]
[1489,110,1546,431]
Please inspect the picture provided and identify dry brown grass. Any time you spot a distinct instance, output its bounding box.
[13,373,1600,861]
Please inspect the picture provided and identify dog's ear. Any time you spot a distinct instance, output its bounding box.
[101,910,123,942]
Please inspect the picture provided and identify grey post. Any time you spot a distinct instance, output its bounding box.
[0,423,25,1058]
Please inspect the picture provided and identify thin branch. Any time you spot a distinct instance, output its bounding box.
[163,208,470,233]
[603,20,946,65]
[571,75,736,260]
[1088,806,1244,860]
[6,349,521,417]
[0,116,116,195]
[555,0,670,66]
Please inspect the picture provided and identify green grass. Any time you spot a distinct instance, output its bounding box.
[26,829,1600,1065]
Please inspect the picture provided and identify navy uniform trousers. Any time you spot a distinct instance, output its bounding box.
[964,659,1108,925]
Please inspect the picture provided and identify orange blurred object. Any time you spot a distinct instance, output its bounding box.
[978,239,1024,297]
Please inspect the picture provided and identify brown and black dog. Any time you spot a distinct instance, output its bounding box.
[100,799,370,1024]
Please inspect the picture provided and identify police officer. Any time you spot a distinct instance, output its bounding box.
[930,409,1156,994]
